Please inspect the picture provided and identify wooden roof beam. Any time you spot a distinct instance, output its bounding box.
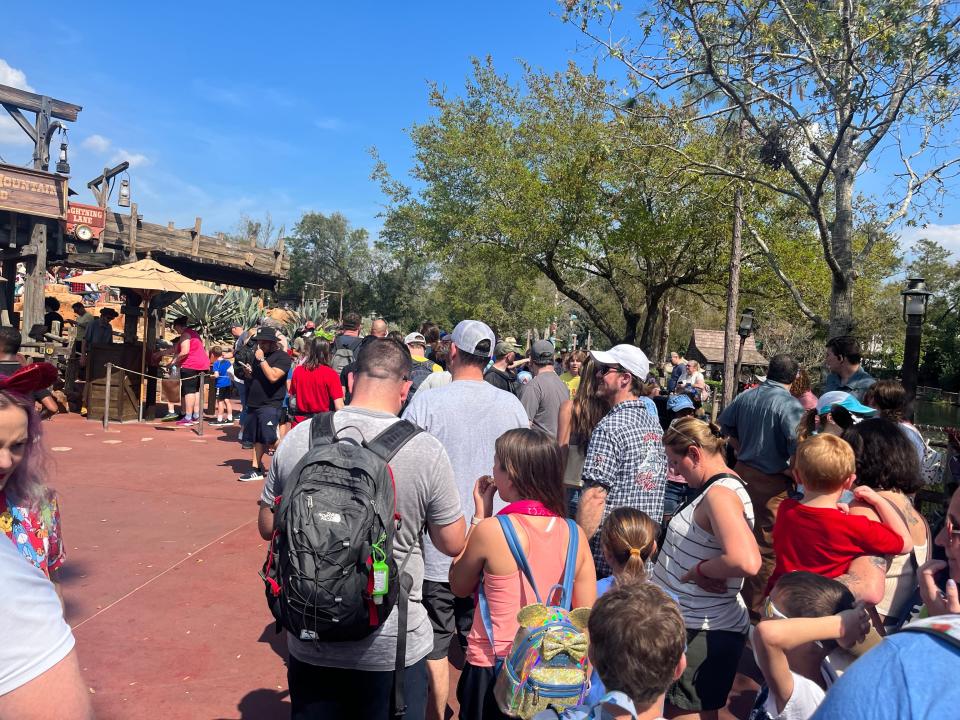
[0,84,82,122]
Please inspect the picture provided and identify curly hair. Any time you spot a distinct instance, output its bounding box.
[842,417,923,494]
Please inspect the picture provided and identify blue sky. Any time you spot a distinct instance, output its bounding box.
[0,3,593,242]
[1,2,957,260]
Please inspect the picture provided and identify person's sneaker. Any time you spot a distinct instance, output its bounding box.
[241,441,254,450]
[238,468,264,482]
[175,417,193,427]
[160,412,179,422]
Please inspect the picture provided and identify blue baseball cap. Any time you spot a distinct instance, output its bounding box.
[816,391,876,417]
[668,394,695,412]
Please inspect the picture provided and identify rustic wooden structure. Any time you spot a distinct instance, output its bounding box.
[0,81,289,336]
[92,208,288,289]
[686,329,767,373]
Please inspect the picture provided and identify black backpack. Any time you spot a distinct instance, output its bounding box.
[233,337,257,379]
[261,413,422,713]
[408,358,435,396]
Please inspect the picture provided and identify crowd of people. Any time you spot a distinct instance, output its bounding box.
[2,312,960,720]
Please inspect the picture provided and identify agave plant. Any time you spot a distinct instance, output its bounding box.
[166,287,238,343]
[223,288,264,329]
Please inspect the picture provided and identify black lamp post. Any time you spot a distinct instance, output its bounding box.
[733,307,755,396]
[901,277,932,407]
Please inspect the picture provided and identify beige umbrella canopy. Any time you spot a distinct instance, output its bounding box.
[73,256,218,420]
[72,257,217,296]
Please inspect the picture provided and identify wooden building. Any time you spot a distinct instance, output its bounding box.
[686,329,768,376]
[0,82,288,332]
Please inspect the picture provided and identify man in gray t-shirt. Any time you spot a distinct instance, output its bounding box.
[520,339,569,438]
[257,338,465,718]
[401,319,528,719]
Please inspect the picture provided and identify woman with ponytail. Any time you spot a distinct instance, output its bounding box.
[652,417,761,720]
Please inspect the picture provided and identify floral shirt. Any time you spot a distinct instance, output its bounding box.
[0,489,64,577]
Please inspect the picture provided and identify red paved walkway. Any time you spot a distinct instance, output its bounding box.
[49,412,758,720]
[51,413,289,720]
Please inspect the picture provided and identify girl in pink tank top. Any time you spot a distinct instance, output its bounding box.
[449,428,597,720]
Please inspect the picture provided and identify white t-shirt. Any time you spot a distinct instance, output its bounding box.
[763,671,826,720]
[0,537,75,695]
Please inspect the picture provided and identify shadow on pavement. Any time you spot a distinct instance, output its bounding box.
[257,622,289,663]
[213,687,290,720]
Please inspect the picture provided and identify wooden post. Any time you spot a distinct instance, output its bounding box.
[22,222,46,333]
[197,372,206,437]
[190,217,202,256]
[128,203,138,258]
[103,362,112,430]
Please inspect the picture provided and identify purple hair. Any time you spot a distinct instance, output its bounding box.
[0,389,49,505]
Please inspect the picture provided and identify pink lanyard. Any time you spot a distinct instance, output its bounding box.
[496,500,559,517]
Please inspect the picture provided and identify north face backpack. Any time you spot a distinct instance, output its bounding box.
[480,516,592,719]
[261,413,422,713]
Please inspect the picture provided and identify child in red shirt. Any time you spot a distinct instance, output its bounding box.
[768,433,912,592]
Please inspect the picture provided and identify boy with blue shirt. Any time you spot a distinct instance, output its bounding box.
[210,347,233,426]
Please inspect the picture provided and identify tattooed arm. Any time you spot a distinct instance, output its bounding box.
[837,555,889,605]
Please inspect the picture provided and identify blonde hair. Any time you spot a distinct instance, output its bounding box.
[662,416,725,456]
[794,433,855,492]
[601,507,658,583]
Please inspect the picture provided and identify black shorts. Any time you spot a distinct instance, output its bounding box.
[242,406,281,446]
[422,580,475,661]
[214,385,231,401]
[180,368,201,394]
[667,628,746,712]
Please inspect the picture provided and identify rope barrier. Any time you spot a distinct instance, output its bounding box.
[102,362,209,434]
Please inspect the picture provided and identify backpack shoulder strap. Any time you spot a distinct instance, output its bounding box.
[558,519,579,611]
[496,515,542,604]
[366,419,422,463]
[308,412,336,450]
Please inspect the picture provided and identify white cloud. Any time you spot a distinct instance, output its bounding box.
[81,134,111,152]
[110,149,151,168]
[898,223,960,258]
[0,59,34,92]
[0,60,35,148]
[314,117,342,131]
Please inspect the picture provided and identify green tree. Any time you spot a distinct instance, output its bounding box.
[285,212,374,315]
[568,0,960,338]
[378,60,734,348]
[909,238,960,388]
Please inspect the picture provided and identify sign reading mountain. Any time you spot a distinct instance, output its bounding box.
[0,164,68,220]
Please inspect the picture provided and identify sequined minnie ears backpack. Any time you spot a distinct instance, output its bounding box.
[478,516,592,719]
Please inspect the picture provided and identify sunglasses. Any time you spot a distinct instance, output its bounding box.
[763,596,788,620]
[596,364,624,376]
[667,417,702,448]
[946,517,960,546]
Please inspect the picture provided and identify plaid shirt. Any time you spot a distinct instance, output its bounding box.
[582,399,667,578]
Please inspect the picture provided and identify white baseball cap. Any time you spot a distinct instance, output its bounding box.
[590,344,650,380]
[451,320,495,358]
[403,332,426,345]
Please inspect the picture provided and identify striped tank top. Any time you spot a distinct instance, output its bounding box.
[652,475,755,633]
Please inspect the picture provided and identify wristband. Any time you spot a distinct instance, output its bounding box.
[471,516,484,526]
[695,559,710,579]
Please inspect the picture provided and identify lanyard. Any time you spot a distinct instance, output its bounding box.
[496,500,559,517]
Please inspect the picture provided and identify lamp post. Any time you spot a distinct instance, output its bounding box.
[733,307,755,397]
[901,277,932,408]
